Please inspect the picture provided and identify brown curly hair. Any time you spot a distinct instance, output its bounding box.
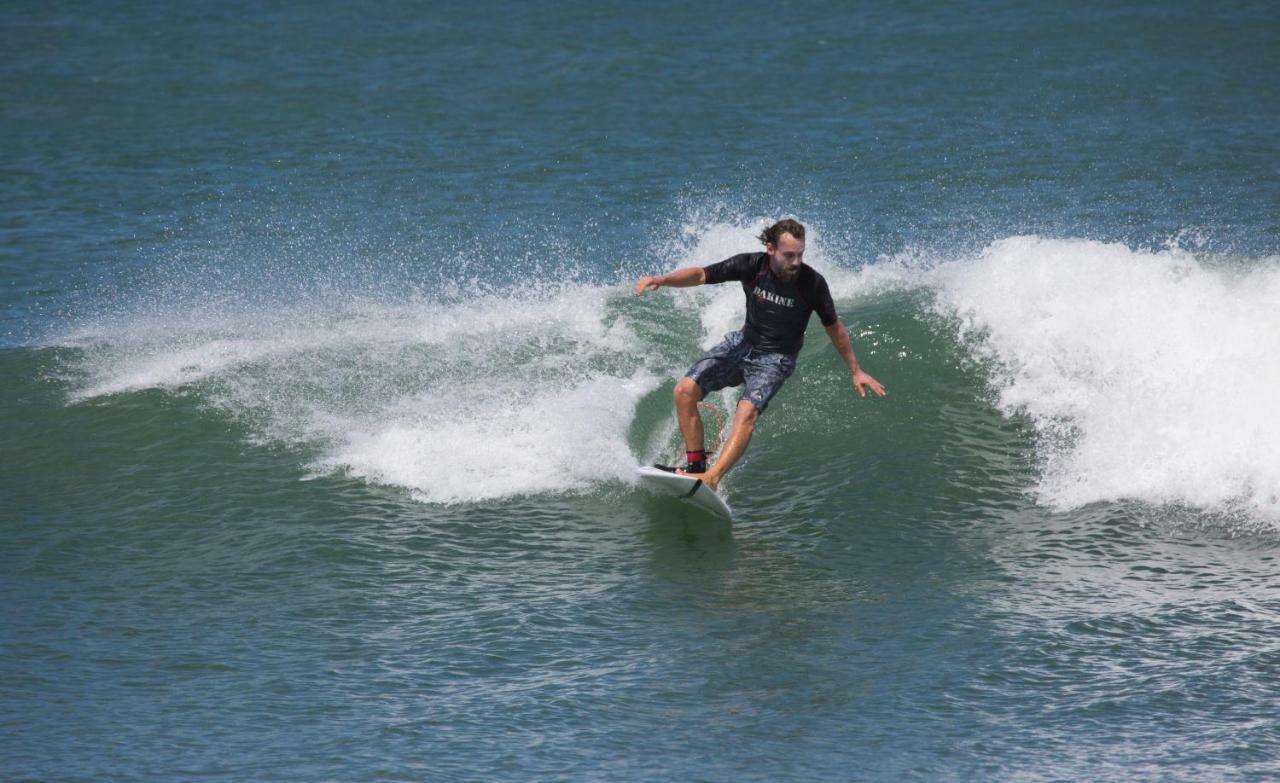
[758,218,806,247]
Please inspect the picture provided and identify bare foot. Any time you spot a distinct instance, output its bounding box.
[676,469,720,492]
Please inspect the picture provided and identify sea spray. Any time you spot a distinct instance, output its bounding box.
[57,280,661,502]
[932,236,1280,522]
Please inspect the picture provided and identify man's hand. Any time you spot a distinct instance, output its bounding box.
[852,369,886,398]
[824,321,886,398]
[634,267,705,295]
[634,275,662,295]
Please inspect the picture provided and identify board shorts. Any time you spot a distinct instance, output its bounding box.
[685,330,797,413]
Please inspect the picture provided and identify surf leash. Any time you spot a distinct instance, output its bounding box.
[670,401,727,467]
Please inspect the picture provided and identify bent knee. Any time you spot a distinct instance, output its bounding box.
[674,377,704,403]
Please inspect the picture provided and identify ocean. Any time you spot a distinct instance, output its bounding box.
[3,2,1278,781]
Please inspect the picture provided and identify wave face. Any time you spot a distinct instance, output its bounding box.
[49,224,1280,527]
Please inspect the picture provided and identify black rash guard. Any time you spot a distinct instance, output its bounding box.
[702,252,839,355]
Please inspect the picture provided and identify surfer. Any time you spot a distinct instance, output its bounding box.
[634,218,885,491]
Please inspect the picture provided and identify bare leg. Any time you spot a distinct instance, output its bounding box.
[693,399,758,491]
[673,377,705,453]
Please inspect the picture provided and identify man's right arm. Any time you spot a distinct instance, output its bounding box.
[635,253,757,295]
[633,266,706,295]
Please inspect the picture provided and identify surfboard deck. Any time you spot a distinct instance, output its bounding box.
[636,465,732,518]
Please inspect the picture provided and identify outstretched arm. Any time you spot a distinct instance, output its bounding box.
[634,266,707,295]
[824,320,886,398]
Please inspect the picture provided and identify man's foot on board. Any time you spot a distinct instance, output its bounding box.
[675,469,720,492]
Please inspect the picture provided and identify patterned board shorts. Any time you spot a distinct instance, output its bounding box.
[685,330,797,413]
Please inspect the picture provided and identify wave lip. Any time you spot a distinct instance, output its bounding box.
[934,235,1280,522]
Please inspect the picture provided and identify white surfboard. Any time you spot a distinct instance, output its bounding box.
[636,466,732,518]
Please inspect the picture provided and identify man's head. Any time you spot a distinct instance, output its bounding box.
[759,218,806,282]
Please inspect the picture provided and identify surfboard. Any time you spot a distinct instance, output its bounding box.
[636,465,732,518]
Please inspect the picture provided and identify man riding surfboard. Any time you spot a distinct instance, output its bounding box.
[634,218,885,491]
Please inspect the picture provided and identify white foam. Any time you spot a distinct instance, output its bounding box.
[59,280,659,503]
[933,236,1280,521]
[318,372,656,503]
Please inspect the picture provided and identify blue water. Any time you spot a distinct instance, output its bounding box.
[4,2,1279,781]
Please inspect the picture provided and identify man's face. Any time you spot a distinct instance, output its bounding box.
[767,232,805,282]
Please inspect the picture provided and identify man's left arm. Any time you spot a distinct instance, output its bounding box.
[824,320,886,398]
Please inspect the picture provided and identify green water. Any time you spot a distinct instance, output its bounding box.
[4,2,1279,780]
